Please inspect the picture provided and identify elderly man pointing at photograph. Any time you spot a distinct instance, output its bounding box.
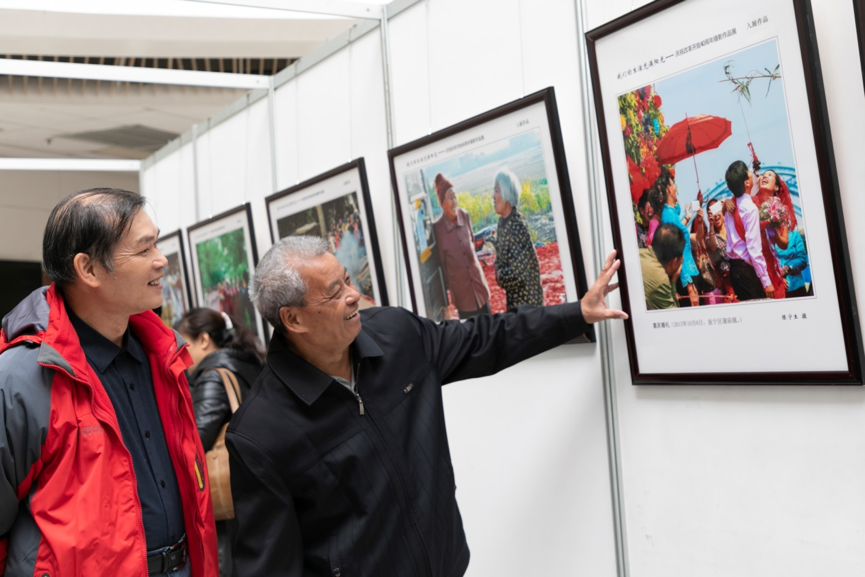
[225,235,627,577]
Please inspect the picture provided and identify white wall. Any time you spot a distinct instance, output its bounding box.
[0,170,139,262]
[140,0,865,576]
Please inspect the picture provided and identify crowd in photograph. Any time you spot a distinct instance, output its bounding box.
[325,197,364,253]
[639,160,812,309]
[203,277,254,327]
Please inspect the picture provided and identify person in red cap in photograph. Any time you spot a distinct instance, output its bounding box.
[431,173,491,318]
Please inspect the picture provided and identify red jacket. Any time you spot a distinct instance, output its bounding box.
[0,285,217,576]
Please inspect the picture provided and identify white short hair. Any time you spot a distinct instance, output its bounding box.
[494,168,521,208]
[250,236,330,331]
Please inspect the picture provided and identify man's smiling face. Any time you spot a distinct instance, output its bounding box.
[292,252,362,351]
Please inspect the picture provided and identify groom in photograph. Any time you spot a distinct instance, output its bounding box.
[723,160,773,300]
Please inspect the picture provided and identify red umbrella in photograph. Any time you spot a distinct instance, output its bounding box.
[655,113,732,199]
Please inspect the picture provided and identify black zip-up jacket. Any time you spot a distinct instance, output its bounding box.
[225,303,589,576]
[189,348,262,451]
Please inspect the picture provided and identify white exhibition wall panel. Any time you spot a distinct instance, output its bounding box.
[426,0,523,131]
[389,1,619,576]
[603,0,865,575]
[272,80,300,191]
[346,29,396,304]
[387,3,431,146]
[196,130,214,220]
[202,109,249,216]
[148,146,185,234]
[244,98,276,259]
[295,50,353,180]
[178,143,197,232]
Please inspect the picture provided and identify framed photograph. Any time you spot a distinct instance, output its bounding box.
[187,203,266,342]
[155,230,193,329]
[388,87,593,341]
[587,0,864,384]
[265,158,388,307]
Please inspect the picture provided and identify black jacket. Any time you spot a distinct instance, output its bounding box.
[225,303,589,577]
[189,348,262,451]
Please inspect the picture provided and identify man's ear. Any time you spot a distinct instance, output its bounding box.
[279,305,307,335]
[72,253,100,289]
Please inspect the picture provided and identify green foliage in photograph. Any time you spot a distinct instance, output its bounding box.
[196,228,249,290]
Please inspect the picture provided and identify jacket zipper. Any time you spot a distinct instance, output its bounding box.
[354,359,365,415]
[164,345,207,567]
[38,362,150,576]
[353,364,434,577]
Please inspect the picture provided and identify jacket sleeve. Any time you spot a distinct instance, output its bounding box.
[226,431,303,576]
[191,370,231,451]
[0,345,51,568]
[412,301,589,384]
[784,232,808,273]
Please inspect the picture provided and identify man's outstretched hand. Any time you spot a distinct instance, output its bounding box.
[580,250,628,324]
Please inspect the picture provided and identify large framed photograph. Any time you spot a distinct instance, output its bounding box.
[187,203,266,341]
[587,0,864,384]
[265,158,388,307]
[155,230,192,329]
[388,87,593,341]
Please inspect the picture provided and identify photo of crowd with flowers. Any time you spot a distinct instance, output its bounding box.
[620,39,814,310]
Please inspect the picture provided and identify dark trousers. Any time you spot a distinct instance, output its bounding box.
[729,258,765,301]
[458,302,491,319]
[216,518,237,577]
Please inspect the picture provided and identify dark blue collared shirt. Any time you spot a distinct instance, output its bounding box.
[68,307,186,552]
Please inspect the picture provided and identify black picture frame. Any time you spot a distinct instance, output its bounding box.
[264,158,389,308]
[387,87,593,343]
[155,230,193,329]
[586,0,864,384]
[186,203,268,342]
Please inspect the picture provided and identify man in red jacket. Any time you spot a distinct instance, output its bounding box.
[0,189,217,576]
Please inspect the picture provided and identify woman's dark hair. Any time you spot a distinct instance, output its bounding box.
[648,183,666,218]
[176,308,265,364]
[43,188,146,287]
[637,189,651,211]
[651,166,675,206]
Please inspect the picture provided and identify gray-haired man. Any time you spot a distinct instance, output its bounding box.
[226,235,626,576]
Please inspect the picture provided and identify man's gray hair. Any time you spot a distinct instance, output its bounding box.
[494,168,521,208]
[250,235,330,331]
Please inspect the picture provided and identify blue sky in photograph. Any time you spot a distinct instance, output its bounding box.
[652,39,795,207]
[421,130,547,198]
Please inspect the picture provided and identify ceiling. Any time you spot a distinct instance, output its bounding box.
[0,0,386,160]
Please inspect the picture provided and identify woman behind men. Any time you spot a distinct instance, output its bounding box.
[493,168,544,308]
[176,308,265,577]
[654,167,700,307]
[432,173,491,318]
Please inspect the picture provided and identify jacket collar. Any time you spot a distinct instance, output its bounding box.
[2,284,190,381]
[440,208,468,233]
[267,318,384,406]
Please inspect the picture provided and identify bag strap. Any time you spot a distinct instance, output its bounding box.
[213,368,242,413]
